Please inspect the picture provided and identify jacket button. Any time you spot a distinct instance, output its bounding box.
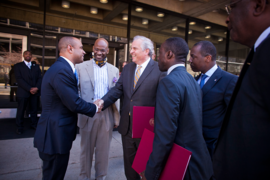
[131,100,133,102]
[92,98,94,100]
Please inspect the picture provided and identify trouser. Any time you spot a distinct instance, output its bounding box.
[122,129,141,180]
[79,108,114,180]
[16,96,38,130]
[39,151,70,180]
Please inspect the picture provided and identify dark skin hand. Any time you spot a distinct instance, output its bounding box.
[140,171,147,180]
[30,87,38,94]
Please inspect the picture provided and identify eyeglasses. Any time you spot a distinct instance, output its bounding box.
[225,0,242,15]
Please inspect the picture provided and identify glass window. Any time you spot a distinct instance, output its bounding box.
[0,34,26,108]
[227,40,249,76]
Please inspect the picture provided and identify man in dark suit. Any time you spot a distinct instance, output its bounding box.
[213,1,270,180]
[97,35,165,180]
[142,37,212,180]
[189,41,237,158]
[14,50,42,134]
[34,36,100,180]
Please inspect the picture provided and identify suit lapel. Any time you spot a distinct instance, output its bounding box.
[128,63,137,96]
[107,64,114,89]
[202,67,222,96]
[132,59,154,96]
[86,60,95,88]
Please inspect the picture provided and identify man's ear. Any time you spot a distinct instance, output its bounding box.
[253,0,267,16]
[67,45,73,54]
[167,50,173,59]
[205,55,212,63]
[145,48,150,56]
[106,48,109,55]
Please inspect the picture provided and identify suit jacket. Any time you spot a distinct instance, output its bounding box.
[195,67,237,157]
[213,34,270,180]
[145,66,213,180]
[102,59,165,135]
[75,59,120,132]
[34,57,96,155]
[14,61,42,97]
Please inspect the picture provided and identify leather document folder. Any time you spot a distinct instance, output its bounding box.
[132,106,155,138]
[132,129,192,180]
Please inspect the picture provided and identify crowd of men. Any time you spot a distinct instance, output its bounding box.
[12,0,270,179]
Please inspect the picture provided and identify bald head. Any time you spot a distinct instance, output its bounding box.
[58,36,78,53]
[94,38,108,47]
[93,38,109,61]
[58,36,85,65]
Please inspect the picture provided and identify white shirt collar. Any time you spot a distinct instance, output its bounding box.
[24,60,31,66]
[61,56,75,73]
[167,64,185,75]
[137,57,150,69]
[204,64,218,78]
[254,26,270,52]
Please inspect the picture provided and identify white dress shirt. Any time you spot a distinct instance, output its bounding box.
[134,57,151,77]
[197,64,218,85]
[167,64,185,75]
[93,60,109,102]
[254,26,270,52]
[24,60,32,69]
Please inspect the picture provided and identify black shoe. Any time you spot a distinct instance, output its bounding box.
[16,129,23,135]
[30,125,37,130]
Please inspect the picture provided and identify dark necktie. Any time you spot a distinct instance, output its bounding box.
[200,74,208,89]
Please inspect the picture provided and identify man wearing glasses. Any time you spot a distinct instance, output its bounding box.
[213,0,270,180]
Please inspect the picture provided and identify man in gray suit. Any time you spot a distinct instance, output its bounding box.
[76,38,120,180]
[97,35,165,180]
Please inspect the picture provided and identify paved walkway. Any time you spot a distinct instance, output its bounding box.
[0,132,126,180]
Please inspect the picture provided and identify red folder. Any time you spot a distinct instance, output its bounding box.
[132,129,192,180]
[132,106,155,138]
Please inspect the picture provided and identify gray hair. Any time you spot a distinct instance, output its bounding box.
[133,35,154,57]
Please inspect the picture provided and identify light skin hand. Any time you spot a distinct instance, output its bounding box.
[93,99,104,113]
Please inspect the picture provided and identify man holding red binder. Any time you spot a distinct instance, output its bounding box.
[97,35,165,180]
[143,37,213,180]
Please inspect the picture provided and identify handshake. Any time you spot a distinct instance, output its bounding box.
[93,99,104,113]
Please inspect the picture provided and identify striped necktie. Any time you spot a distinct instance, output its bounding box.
[134,66,142,89]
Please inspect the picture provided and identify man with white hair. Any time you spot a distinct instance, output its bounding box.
[96,35,165,180]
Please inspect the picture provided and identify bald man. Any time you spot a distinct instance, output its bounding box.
[34,37,100,180]
[76,38,120,180]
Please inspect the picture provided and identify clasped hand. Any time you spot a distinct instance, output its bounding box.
[93,99,104,113]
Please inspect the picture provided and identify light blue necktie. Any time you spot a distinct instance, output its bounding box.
[74,69,79,86]
[200,74,208,89]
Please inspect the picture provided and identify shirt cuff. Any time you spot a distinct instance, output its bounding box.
[95,104,98,112]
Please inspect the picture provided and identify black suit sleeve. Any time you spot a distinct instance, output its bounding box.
[52,68,96,117]
[256,39,270,113]
[102,66,125,109]
[224,75,238,106]
[35,65,42,90]
[145,77,180,180]
[14,64,32,92]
